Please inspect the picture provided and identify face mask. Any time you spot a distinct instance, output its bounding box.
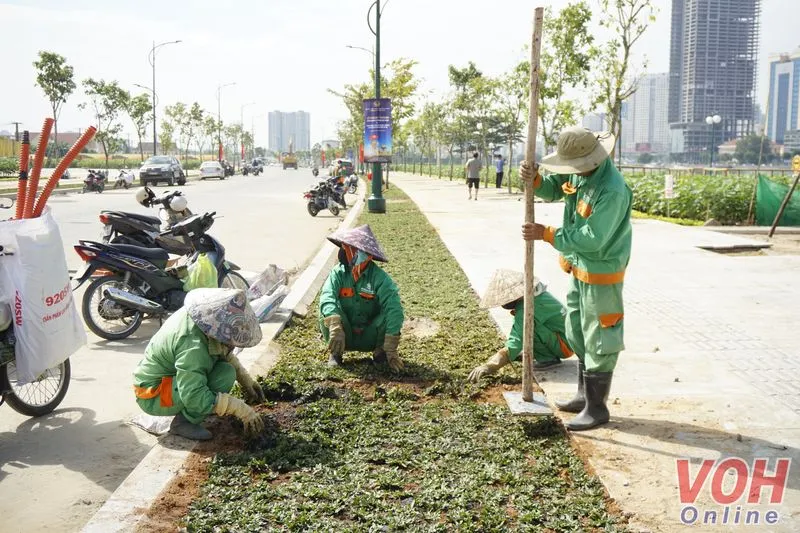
[352,250,369,266]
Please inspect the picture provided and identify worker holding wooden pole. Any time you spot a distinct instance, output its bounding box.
[520,126,633,431]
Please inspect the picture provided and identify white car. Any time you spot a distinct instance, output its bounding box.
[199,161,225,180]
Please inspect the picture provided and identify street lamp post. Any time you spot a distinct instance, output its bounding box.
[366,0,387,214]
[148,40,182,156]
[216,82,236,161]
[705,114,722,167]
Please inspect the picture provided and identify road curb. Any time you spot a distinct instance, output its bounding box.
[80,184,366,533]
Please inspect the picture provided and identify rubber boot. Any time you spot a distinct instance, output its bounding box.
[169,413,212,441]
[566,371,613,431]
[327,352,343,368]
[555,361,585,413]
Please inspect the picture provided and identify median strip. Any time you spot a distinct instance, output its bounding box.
[154,187,628,531]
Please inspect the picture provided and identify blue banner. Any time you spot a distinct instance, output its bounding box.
[363,98,392,163]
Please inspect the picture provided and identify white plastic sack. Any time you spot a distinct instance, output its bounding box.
[251,285,290,323]
[0,208,86,383]
[247,265,288,301]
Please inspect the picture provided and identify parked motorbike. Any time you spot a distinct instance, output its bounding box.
[99,187,193,255]
[73,212,248,340]
[114,169,134,189]
[242,162,253,176]
[312,166,319,177]
[0,203,71,417]
[345,174,359,194]
[252,162,263,176]
[328,176,348,209]
[83,169,106,194]
[221,160,235,177]
[304,179,341,217]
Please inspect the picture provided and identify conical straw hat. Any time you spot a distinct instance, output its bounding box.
[480,269,544,309]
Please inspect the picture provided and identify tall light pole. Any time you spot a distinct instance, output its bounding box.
[148,40,182,156]
[367,0,388,214]
[216,82,236,161]
[705,114,722,167]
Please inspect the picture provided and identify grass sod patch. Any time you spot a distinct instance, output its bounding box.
[183,187,628,531]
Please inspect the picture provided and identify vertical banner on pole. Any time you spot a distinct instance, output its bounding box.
[363,98,393,163]
[218,142,223,161]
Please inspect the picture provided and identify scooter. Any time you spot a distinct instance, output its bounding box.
[328,176,348,209]
[312,167,319,177]
[304,180,341,217]
[345,174,359,194]
[73,212,248,340]
[83,169,106,194]
[99,188,193,255]
[114,169,134,189]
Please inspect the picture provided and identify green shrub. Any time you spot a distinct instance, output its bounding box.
[0,157,17,176]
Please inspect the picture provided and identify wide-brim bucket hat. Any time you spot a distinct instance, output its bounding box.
[480,269,545,309]
[327,224,388,262]
[185,288,262,348]
[540,126,616,174]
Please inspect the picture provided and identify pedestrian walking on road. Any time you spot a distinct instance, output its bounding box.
[520,126,632,431]
[494,154,505,188]
[465,152,482,200]
[468,270,574,381]
[133,288,266,441]
[319,225,405,371]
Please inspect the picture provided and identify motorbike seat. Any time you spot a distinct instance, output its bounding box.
[107,243,169,263]
[104,211,160,226]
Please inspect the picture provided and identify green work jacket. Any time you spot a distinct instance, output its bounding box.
[319,262,404,335]
[535,158,633,284]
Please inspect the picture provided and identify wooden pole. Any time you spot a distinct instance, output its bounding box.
[521,7,544,403]
[768,171,800,238]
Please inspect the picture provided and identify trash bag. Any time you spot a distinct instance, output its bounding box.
[250,285,290,322]
[247,265,288,301]
[0,208,86,383]
[182,253,218,291]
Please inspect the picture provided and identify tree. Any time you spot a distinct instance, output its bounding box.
[496,61,529,190]
[197,115,217,161]
[447,62,483,163]
[539,2,596,151]
[224,123,244,163]
[735,135,774,165]
[594,0,657,157]
[159,120,175,155]
[126,93,152,161]
[242,131,254,160]
[33,51,76,159]
[81,78,129,169]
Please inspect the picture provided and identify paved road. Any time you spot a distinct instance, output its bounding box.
[0,167,346,532]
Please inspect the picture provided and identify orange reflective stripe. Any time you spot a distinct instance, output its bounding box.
[339,287,355,298]
[532,173,543,189]
[571,266,625,285]
[599,313,624,328]
[543,226,556,245]
[577,199,593,218]
[562,182,577,195]
[133,376,174,407]
[359,291,375,300]
[557,335,574,358]
[558,255,573,274]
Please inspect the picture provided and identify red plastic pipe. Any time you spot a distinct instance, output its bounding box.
[15,131,30,220]
[33,126,97,218]
[22,118,54,218]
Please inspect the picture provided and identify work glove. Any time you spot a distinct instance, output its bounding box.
[214,392,265,436]
[323,315,346,356]
[468,348,511,382]
[223,351,265,404]
[519,160,540,182]
[383,334,404,372]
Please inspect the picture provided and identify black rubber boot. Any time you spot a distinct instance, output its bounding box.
[555,361,585,413]
[566,371,613,431]
[169,413,212,441]
[327,352,343,367]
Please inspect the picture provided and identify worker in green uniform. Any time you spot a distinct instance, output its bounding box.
[468,270,574,381]
[319,225,405,371]
[133,288,266,441]
[520,126,632,431]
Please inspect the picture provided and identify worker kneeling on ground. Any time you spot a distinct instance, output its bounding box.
[469,269,574,381]
[319,225,405,371]
[520,126,632,431]
[133,288,266,441]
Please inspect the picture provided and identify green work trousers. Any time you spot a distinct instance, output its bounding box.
[319,312,387,352]
[136,360,236,422]
[565,277,624,373]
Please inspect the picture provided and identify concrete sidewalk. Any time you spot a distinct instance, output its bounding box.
[392,173,800,532]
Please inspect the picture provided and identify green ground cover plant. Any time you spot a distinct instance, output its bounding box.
[183,188,629,532]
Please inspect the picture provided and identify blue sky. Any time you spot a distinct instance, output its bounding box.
[1,0,797,147]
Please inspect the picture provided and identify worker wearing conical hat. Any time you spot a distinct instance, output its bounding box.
[468,270,574,381]
[520,126,632,431]
[319,225,405,371]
